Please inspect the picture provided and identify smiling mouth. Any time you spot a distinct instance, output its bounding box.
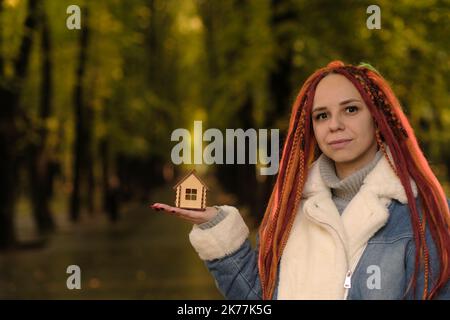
[329,139,352,145]
[328,139,352,149]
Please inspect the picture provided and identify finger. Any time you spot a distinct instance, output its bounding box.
[159,208,198,223]
[152,204,188,218]
[153,203,182,214]
[155,203,176,213]
[150,203,171,212]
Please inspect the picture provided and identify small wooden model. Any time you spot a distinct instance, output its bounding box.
[173,170,208,210]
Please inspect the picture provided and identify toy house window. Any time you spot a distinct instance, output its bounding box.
[185,188,197,200]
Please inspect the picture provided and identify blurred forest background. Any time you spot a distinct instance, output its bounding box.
[0,0,449,299]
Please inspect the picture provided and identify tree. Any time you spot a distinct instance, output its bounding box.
[70,5,90,221]
[0,0,39,249]
[28,5,55,234]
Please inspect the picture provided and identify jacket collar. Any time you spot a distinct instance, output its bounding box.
[302,143,417,203]
[300,144,418,259]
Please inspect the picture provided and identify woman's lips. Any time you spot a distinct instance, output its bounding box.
[329,139,352,150]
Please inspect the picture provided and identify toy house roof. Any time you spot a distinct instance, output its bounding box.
[172,169,209,190]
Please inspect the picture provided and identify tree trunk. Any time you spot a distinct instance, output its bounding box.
[0,0,39,249]
[70,7,90,222]
[99,104,120,222]
[100,135,110,215]
[0,90,19,249]
[29,9,55,234]
[0,0,4,75]
[86,101,95,216]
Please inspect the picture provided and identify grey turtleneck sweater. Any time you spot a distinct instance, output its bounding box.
[318,148,383,215]
[198,149,383,229]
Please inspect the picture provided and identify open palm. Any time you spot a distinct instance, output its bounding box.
[150,203,218,225]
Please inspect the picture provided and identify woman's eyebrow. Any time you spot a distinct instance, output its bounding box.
[339,98,361,105]
[312,98,362,113]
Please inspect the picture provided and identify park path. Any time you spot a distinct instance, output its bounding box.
[0,181,238,299]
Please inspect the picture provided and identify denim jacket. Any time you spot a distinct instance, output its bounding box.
[203,198,450,300]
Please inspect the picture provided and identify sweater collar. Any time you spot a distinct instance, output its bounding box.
[319,148,383,201]
[302,143,418,203]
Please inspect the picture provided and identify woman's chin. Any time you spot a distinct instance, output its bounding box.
[326,151,356,164]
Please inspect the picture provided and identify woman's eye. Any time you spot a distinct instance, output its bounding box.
[315,113,327,120]
[346,106,358,113]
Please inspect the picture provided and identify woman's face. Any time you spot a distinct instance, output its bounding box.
[312,73,378,175]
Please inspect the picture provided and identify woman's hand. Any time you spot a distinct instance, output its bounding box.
[150,203,218,225]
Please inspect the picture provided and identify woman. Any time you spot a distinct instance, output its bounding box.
[152,61,450,300]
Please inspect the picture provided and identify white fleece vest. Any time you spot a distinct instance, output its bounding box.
[278,147,417,299]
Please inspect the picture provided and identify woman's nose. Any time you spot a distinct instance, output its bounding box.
[328,114,345,131]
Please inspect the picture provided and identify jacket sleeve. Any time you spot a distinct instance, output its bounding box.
[404,198,450,300]
[188,205,263,299]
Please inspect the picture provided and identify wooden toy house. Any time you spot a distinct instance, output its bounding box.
[173,170,208,210]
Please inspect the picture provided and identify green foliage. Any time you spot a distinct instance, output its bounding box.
[2,0,449,186]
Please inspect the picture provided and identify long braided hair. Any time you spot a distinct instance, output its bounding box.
[258,60,450,300]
